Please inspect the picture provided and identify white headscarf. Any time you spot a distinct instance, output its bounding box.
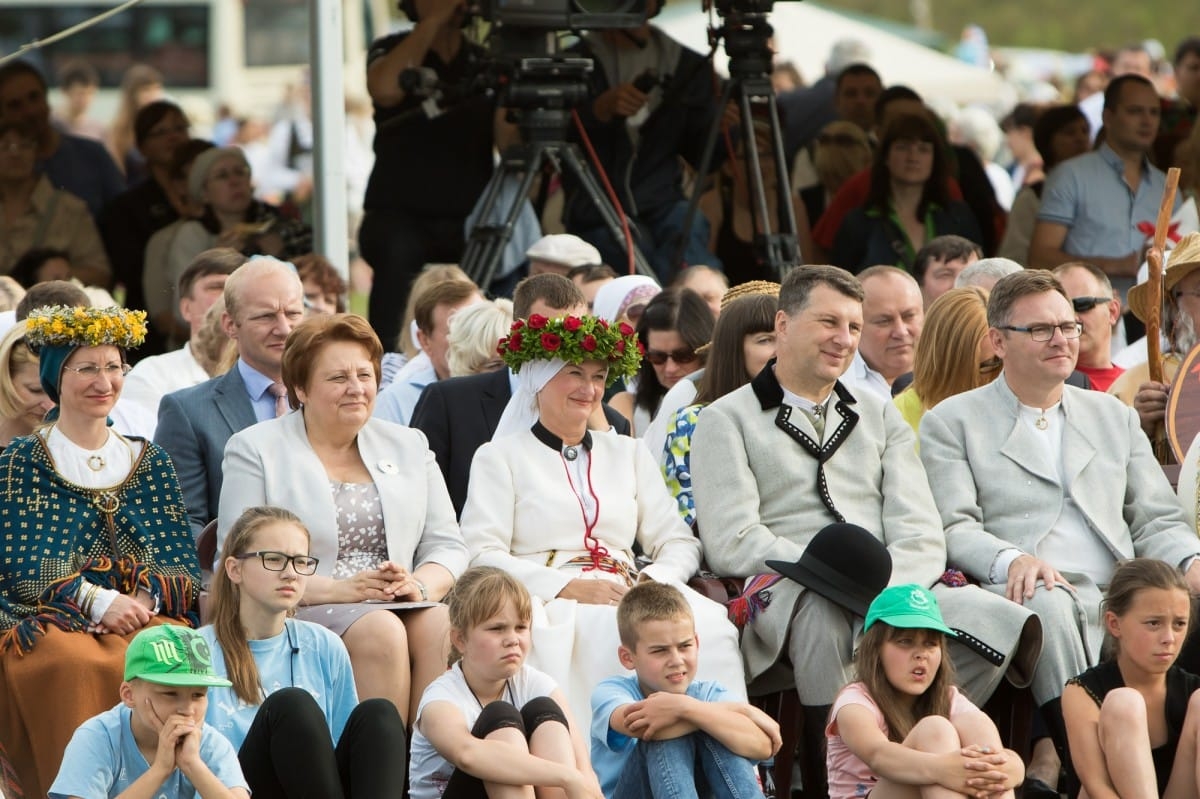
[494,358,568,439]
[592,275,661,323]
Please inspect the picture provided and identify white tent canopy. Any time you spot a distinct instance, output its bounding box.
[654,2,1017,110]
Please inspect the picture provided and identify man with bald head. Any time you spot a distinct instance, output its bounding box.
[155,256,306,536]
[839,265,924,400]
[1053,262,1123,391]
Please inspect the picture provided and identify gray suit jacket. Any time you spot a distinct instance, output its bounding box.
[692,366,1035,688]
[217,411,468,579]
[155,367,256,538]
[920,377,1200,651]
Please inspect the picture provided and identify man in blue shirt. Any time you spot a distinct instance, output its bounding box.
[1030,74,1180,305]
[0,60,124,220]
[156,256,305,535]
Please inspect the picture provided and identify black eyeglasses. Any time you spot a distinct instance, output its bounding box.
[998,323,1083,342]
[235,550,320,575]
[645,348,699,366]
[1071,296,1112,313]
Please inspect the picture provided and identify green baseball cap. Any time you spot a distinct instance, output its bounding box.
[124,626,232,688]
[863,584,957,637]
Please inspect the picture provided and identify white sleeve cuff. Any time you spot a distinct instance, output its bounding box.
[74,582,121,622]
[989,548,1025,585]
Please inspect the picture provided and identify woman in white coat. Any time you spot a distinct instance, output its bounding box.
[459,313,746,728]
[218,313,468,725]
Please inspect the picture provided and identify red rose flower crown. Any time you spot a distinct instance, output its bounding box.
[498,314,643,387]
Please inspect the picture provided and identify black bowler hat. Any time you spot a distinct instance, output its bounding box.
[766,522,892,617]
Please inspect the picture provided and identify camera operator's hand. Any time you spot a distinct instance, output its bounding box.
[593,83,649,123]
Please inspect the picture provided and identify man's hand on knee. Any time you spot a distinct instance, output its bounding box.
[1006,555,1069,604]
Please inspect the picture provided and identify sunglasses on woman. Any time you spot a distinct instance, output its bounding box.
[644,348,699,366]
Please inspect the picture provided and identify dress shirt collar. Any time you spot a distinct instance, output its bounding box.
[237,358,278,402]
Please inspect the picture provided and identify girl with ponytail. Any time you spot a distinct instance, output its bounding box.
[201,505,408,798]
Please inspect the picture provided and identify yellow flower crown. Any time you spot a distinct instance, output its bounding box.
[24,305,148,350]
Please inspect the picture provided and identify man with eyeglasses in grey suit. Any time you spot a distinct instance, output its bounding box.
[920,268,1200,790]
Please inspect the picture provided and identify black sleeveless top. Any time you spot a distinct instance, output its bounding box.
[713,179,784,286]
[1067,660,1200,795]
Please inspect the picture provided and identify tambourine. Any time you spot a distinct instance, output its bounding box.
[1165,343,1200,463]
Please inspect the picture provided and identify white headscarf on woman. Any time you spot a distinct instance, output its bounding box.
[591,275,660,323]
[493,357,567,439]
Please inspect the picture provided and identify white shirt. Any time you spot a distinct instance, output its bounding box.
[1112,335,1151,369]
[121,343,209,420]
[644,370,701,463]
[410,662,557,799]
[838,351,893,401]
[990,400,1117,586]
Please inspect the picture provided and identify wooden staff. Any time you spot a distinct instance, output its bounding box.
[1147,167,1180,463]
[1147,167,1181,384]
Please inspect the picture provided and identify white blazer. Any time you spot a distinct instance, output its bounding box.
[217,411,468,578]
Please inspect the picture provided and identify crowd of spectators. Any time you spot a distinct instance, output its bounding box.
[3,22,1200,799]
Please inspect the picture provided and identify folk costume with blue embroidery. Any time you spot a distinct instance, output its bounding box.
[0,304,199,799]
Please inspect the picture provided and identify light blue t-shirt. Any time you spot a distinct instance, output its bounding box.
[48,703,247,799]
[590,675,731,798]
[200,619,358,750]
[373,353,437,426]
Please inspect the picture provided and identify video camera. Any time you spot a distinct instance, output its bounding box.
[480,0,646,34]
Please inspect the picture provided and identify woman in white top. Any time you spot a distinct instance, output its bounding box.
[460,313,745,728]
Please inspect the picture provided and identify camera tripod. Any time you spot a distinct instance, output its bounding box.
[461,57,656,288]
[671,12,801,279]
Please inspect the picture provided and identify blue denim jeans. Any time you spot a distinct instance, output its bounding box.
[612,732,763,799]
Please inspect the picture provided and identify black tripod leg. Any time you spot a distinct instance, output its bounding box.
[669,77,738,276]
[764,90,801,266]
[462,143,546,290]
[737,78,800,277]
[558,145,656,279]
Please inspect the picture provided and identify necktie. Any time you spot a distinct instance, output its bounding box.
[806,403,825,440]
[268,382,289,418]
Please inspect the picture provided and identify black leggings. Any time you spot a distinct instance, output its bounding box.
[238,687,407,799]
[442,697,569,799]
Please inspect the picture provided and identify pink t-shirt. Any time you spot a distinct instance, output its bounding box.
[825,682,977,799]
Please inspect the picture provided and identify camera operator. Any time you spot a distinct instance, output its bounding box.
[566,0,724,282]
[359,0,517,349]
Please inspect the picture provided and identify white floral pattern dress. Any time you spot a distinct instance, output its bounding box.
[294,481,390,635]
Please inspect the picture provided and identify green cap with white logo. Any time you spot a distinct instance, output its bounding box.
[123,625,232,687]
[863,584,957,637]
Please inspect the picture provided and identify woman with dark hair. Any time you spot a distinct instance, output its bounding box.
[998,105,1091,263]
[830,112,982,273]
[662,290,778,529]
[99,99,191,356]
[609,289,715,436]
